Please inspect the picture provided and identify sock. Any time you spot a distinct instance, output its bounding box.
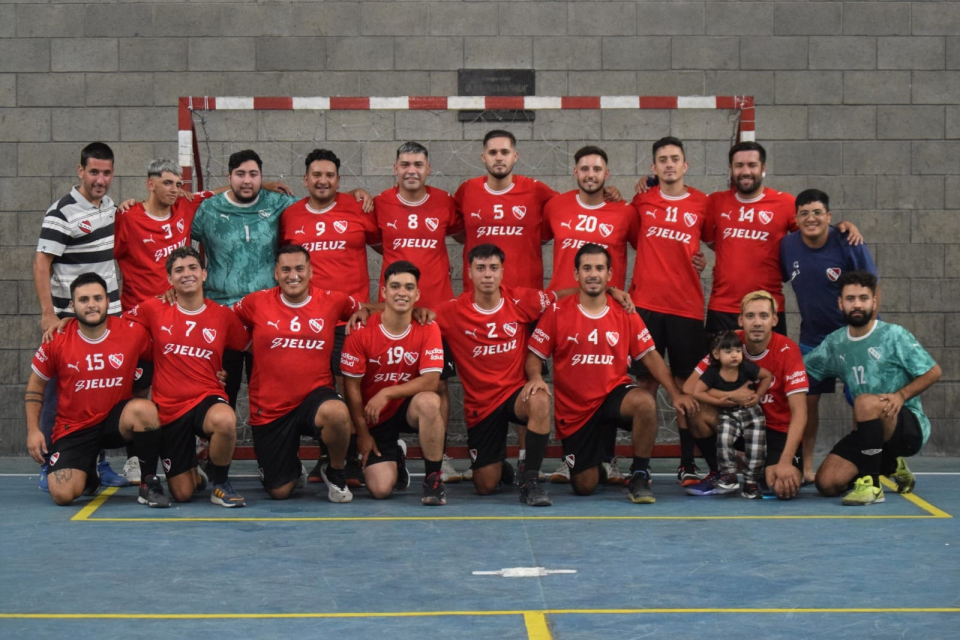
[857,418,884,485]
[424,458,442,477]
[523,431,549,474]
[126,444,136,460]
[133,429,162,479]
[325,465,347,489]
[346,434,358,460]
[632,456,650,474]
[695,435,720,473]
[98,449,107,466]
[518,448,526,462]
[679,428,696,467]
[210,463,230,485]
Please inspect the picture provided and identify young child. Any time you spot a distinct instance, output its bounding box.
[691,331,773,499]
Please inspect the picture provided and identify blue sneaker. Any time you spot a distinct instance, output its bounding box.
[39,464,49,493]
[97,458,130,487]
[211,481,246,508]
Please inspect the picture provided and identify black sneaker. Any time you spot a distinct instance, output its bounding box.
[82,463,101,497]
[395,440,410,492]
[499,460,516,487]
[519,471,552,507]
[627,469,656,504]
[422,471,446,506]
[741,482,761,499]
[138,475,171,508]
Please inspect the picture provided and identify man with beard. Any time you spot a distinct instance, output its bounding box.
[804,271,940,506]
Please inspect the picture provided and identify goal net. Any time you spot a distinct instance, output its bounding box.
[179,95,755,454]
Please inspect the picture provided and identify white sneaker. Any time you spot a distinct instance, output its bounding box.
[462,466,474,481]
[549,460,571,484]
[602,457,626,485]
[296,464,308,490]
[319,463,353,503]
[194,465,208,494]
[122,456,141,484]
[441,454,463,483]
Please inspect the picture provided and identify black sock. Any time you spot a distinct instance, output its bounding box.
[857,419,884,485]
[679,429,696,467]
[695,435,719,473]
[632,456,650,474]
[325,465,347,489]
[424,458,442,477]
[133,429,162,479]
[126,444,137,460]
[524,431,549,474]
[346,434,358,460]
[880,448,898,476]
[210,463,230,485]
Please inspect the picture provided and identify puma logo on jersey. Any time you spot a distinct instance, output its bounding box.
[470,212,481,219]
[66,362,80,372]
[566,334,579,344]
[644,210,657,218]
[267,320,281,330]
[781,345,790,352]
[386,221,397,229]
[720,212,731,219]
[369,357,382,365]
[294,227,305,235]
[161,325,173,335]
[143,236,156,244]
[560,221,572,229]
[464,329,478,339]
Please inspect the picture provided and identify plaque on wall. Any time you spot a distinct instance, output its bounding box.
[457,69,535,123]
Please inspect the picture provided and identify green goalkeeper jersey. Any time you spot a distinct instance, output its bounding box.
[191,190,296,305]
[803,320,937,446]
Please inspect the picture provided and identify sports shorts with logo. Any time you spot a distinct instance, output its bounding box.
[47,399,131,473]
[468,385,527,470]
[160,395,228,478]
[560,383,635,475]
[764,427,804,469]
[829,408,923,466]
[365,397,416,466]
[629,308,708,379]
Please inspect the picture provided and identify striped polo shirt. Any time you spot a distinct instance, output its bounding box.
[36,187,119,317]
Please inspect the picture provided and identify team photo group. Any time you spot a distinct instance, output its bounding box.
[24,130,941,513]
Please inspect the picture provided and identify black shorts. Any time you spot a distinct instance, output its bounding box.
[467,386,527,469]
[706,310,788,337]
[629,308,708,379]
[160,395,228,478]
[252,386,343,489]
[764,427,803,469]
[366,398,417,466]
[132,358,153,393]
[561,384,635,475]
[47,400,130,473]
[829,409,924,465]
[331,325,347,377]
[440,338,457,381]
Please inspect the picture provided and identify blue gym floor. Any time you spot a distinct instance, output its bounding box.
[1,457,958,640]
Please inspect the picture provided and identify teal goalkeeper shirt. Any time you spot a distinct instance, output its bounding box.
[191,190,297,305]
[803,321,938,447]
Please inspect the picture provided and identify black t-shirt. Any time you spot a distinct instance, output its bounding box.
[700,359,760,393]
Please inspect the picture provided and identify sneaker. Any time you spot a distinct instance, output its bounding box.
[194,465,208,494]
[549,460,571,484]
[422,471,446,506]
[685,471,738,496]
[517,458,547,482]
[601,458,626,485]
[319,463,353,503]
[441,454,463,483]
[627,469,656,504]
[39,463,49,493]
[462,467,474,481]
[307,456,328,484]
[677,464,702,487]
[519,471,552,507]
[395,440,410,492]
[889,457,916,494]
[842,476,885,506]
[741,482,762,499]
[499,460,515,487]
[296,464,308,490]
[122,456,141,484]
[345,456,365,488]
[210,481,246,508]
[97,458,130,487]
[138,475,171,508]
[716,473,740,493]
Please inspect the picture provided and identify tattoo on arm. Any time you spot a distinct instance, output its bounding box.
[24,399,43,405]
[25,391,43,398]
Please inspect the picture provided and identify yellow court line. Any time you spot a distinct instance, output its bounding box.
[523,612,553,639]
[77,514,946,522]
[879,477,952,518]
[71,487,119,521]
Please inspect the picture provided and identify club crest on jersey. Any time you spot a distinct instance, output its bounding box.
[258,209,271,220]
[758,210,774,225]
[162,458,172,472]
[425,218,439,232]
[309,318,324,333]
[176,219,185,234]
[564,454,576,469]
[134,367,144,380]
[868,347,882,361]
[403,352,418,366]
[826,267,841,281]
[684,212,697,228]
[598,223,614,238]
[512,206,526,220]
[202,328,217,344]
[78,220,93,234]
[49,452,60,466]
[333,220,348,234]
[108,353,124,369]
[606,331,619,347]
[503,322,518,337]
[469,448,478,462]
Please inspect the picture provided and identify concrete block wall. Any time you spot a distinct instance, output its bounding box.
[0,1,957,457]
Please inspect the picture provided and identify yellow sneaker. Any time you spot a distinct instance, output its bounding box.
[841,476,885,506]
[889,457,916,494]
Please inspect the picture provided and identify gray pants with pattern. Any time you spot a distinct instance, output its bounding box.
[717,405,766,483]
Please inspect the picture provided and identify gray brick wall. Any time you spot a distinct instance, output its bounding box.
[1,1,957,458]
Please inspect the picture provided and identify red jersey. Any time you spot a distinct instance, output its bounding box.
[233,286,360,426]
[114,193,214,311]
[340,314,445,427]
[528,296,655,439]
[371,186,462,309]
[543,191,639,291]
[694,330,808,433]
[126,297,250,424]
[279,194,379,303]
[435,286,556,427]
[629,187,710,320]
[704,188,797,314]
[454,175,558,291]
[31,317,151,442]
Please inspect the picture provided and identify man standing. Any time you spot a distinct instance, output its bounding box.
[805,271,940,506]
[781,189,877,484]
[526,244,697,502]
